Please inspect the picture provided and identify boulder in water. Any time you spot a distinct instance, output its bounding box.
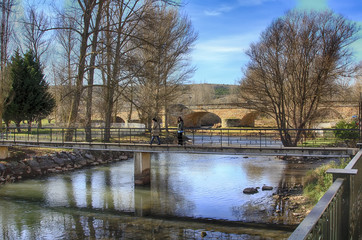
[243,187,259,194]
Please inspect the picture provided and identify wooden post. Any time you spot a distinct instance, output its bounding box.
[0,146,9,159]
[134,152,151,186]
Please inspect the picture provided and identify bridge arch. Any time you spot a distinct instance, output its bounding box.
[200,113,221,126]
[183,112,221,127]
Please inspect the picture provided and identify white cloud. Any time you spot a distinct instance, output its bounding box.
[203,0,282,17]
[204,5,234,16]
[204,10,222,16]
[192,33,258,64]
[237,0,276,6]
[190,32,264,83]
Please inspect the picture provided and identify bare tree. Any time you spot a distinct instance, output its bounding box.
[22,6,51,61]
[132,3,197,128]
[0,0,15,129]
[61,0,101,140]
[97,0,150,141]
[190,84,215,105]
[239,10,360,146]
[84,0,104,141]
[51,16,78,124]
[59,0,180,141]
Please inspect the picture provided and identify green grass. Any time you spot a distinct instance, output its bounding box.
[299,138,342,147]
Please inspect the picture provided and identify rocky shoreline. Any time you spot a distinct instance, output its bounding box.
[0,148,133,184]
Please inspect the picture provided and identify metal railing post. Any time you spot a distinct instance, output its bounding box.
[326,168,358,239]
[130,128,132,143]
[201,130,204,147]
[74,128,77,142]
[192,129,195,145]
[259,130,262,148]
[220,129,223,148]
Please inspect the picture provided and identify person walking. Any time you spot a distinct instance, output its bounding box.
[150,118,161,145]
[177,116,184,145]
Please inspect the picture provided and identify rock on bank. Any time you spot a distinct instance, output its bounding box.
[0,150,133,184]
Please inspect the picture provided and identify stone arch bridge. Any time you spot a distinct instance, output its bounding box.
[118,102,358,128]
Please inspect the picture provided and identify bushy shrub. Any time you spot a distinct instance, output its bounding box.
[333,120,359,141]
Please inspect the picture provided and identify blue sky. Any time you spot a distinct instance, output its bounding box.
[181,0,362,85]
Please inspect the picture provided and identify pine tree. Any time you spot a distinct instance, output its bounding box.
[3,50,27,129]
[4,50,55,131]
[23,50,55,127]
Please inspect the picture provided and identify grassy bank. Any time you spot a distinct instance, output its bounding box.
[303,159,349,204]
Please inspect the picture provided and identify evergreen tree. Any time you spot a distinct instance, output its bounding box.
[4,50,55,131]
[3,50,27,129]
[23,50,55,127]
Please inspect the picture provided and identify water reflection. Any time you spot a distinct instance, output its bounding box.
[0,153,301,239]
[0,154,292,220]
[0,199,292,239]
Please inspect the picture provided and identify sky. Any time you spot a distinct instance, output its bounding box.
[180,0,362,85]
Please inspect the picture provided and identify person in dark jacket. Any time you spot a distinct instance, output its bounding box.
[177,116,184,145]
[150,118,161,145]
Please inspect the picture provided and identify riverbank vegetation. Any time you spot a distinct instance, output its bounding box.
[303,159,349,204]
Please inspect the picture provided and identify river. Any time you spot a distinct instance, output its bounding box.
[0,152,324,239]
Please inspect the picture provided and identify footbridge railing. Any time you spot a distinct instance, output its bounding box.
[0,126,359,147]
[289,149,362,239]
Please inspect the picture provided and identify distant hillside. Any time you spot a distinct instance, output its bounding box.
[179,83,239,105]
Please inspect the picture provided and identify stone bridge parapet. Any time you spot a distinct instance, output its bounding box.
[117,101,359,128]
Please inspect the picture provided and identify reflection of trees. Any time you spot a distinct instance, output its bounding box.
[235,160,308,225]
[240,160,264,181]
[86,170,92,208]
[104,166,114,210]
[65,175,76,207]
[71,214,86,239]
[231,202,272,222]
[151,153,195,217]
[110,162,134,211]
[0,193,288,239]
[272,161,308,224]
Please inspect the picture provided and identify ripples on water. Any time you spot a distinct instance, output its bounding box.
[0,153,304,239]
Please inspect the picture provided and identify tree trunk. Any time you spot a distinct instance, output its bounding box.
[85,1,103,142]
[28,121,32,133]
[104,85,114,142]
[15,121,21,133]
[0,108,3,131]
[65,1,95,141]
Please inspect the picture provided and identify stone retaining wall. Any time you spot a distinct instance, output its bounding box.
[0,150,133,184]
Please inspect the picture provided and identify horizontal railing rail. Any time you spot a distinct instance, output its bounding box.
[0,127,359,148]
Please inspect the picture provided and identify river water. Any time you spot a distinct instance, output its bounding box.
[0,153,319,239]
